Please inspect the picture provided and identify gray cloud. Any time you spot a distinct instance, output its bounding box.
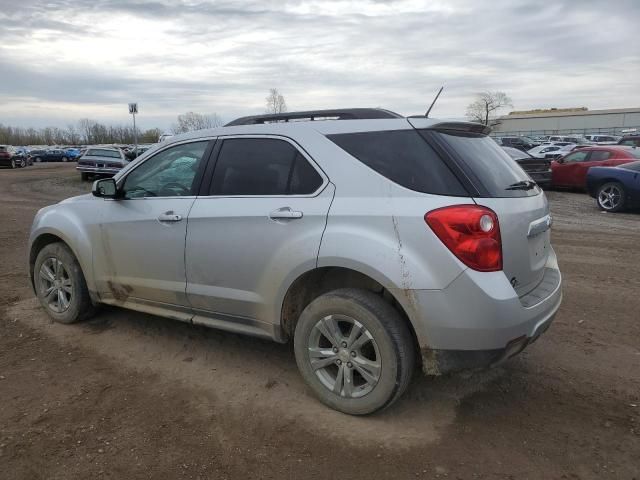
[0,0,638,129]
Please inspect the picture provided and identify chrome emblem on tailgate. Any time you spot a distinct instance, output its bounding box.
[527,214,553,238]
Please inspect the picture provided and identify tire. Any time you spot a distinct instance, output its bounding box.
[597,182,626,213]
[34,242,96,324]
[10,159,16,169]
[294,288,415,415]
[80,172,89,181]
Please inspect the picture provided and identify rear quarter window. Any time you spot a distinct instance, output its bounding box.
[327,129,468,196]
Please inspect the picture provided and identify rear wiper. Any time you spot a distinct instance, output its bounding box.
[506,180,537,191]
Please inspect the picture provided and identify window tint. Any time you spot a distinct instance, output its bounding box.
[210,138,322,196]
[328,129,467,196]
[123,141,208,198]
[589,151,611,162]
[563,151,588,163]
[430,130,538,198]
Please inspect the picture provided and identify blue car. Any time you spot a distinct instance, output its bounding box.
[587,161,640,212]
[65,148,81,160]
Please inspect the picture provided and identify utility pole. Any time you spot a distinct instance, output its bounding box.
[128,103,138,154]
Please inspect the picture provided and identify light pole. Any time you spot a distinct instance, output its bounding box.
[128,103,138,154]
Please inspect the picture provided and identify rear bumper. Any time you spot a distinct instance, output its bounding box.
[76,166,122,175]
[395,248,562,374]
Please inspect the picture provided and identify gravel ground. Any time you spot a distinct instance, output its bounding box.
[0,164,638,479]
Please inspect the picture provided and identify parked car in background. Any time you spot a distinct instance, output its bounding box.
[29,149,71,163]
[587,161,640,212]
[0,145,28,168]
[65,148,82,160]
[583,134,620,145]
[29,108,562,415]
[551,146,640,189]
[496,136,539,151]
[618,136,640,147]
[528,143,577,159]
[501,146,552,188]
[125,145,152,160]
[76,147,128,180]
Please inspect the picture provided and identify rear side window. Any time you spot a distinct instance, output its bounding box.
[327,130,467,196]
[210,138,323,196]
[428,130,540,198]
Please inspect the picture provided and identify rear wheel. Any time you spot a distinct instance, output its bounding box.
[294,288,415,415]
[61,156,68,162]
[10,159,16,169]
[19,158,27,168]
[34,157,42,163]
[597,182,626,212]
[34,242,95,324]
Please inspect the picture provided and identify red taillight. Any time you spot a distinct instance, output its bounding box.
[425,205,502,272]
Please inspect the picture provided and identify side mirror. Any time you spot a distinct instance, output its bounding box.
[92,178,118,198]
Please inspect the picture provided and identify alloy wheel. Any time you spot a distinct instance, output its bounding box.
[307,314,381,398]
[38,257,73,313]
[598,185,622,211]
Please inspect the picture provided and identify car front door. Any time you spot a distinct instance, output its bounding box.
[185,136,334,336]
[552,150,590,187]
[93,139,213,309]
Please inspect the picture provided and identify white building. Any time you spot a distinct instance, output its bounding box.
[492,107,640,136]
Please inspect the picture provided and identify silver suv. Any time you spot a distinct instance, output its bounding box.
[29,108,562,415]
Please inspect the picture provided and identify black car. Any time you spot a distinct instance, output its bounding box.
[497,136,540,151]
[0,145,28,168]
[28,149,72,162]
[618,136,640,148]
[501,146,552,188]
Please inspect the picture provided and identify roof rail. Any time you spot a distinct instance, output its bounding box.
[225,108,403,126]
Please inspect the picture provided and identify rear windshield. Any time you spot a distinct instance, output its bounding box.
[327,129,468,196]
[428,130,540,198]
[86,149,121,158]
[621,161,640,171]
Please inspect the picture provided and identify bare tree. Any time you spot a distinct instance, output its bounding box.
[265,88,287,114]
[465,91,513,126]
[172,112,223,134]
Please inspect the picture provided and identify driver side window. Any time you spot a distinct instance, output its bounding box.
[563,151,588,163]
[122,141,209,198]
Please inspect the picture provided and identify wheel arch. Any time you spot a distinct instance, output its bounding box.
[279,265,421,355]
[29,227,94,295]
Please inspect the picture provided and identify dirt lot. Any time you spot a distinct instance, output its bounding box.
[1,164,639,479]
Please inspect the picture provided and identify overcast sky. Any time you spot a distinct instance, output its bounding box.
[1,0,639,131]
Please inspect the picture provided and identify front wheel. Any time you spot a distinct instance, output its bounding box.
[34,242,96,324]
[19,158,27,168]
[10,159,16,169]
[34,157,42,163]
[597,182,626,212]
[294,288,415,415]
[61,156,68,162]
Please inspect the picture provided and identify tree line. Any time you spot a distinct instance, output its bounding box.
[0,89,293,146]
[0,120,163,146]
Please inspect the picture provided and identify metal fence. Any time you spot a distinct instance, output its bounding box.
[492,126,640,137]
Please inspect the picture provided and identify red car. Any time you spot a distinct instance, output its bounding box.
[551,146,640,189]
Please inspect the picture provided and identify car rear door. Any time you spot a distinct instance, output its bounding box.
[185,136,333,333]
[93,139,213,308]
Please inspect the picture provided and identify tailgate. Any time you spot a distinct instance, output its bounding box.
[474,193,551,297]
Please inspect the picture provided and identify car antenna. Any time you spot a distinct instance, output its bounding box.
[425,86,444,118]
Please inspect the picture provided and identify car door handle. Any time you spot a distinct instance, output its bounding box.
[158,211,183,222]
[269,207,303,220]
